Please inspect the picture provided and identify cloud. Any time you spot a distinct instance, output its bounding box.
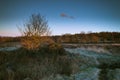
[60,13,74,19]
[69,16,74,19]
[60,13,68,17]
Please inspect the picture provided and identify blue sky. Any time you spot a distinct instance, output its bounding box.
[0,0,120,36]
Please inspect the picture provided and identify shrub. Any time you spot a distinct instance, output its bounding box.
[18,13,52,50]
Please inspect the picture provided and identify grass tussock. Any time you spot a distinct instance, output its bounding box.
[0,43,80,80]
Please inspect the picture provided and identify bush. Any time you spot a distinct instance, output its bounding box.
[19,13,52,50]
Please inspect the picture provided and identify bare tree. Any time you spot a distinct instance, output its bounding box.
[19,13,53,50]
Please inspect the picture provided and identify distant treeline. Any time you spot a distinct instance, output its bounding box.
[0,32,120,43]
[0,37,21,43]
[52,32,120,43]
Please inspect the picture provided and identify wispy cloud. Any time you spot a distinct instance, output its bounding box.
[60,13,74,19]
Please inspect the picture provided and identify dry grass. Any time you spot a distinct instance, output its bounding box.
[104,45,120,55]
[0,42,20,48]
[0,43,80,80]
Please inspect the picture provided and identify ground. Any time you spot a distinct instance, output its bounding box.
[0,42,120,80]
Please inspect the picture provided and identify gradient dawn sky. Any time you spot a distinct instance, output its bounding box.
[0,0,120,36]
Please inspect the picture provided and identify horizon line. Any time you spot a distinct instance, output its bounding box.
[0,31,120,37]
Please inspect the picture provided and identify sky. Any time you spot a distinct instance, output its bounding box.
[0,0,120,36]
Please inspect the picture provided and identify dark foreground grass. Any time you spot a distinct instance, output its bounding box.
[104,45,120,55]
[98,62,120,80]
[0,43,79,80]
